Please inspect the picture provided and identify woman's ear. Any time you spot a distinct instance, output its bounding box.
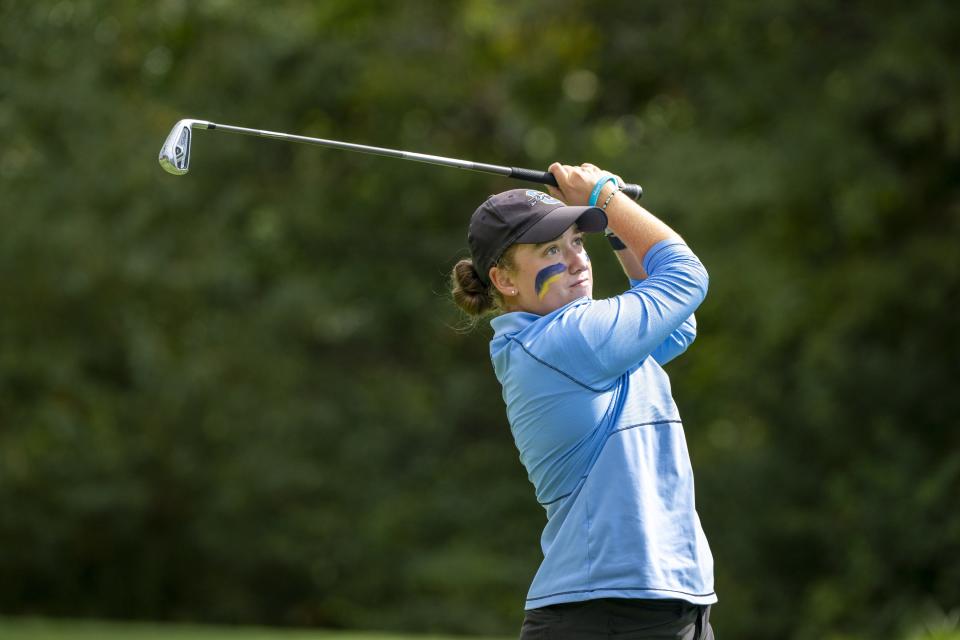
[489,266,518,298]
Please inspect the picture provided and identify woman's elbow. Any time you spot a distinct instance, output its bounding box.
[681,315,698,348]
[697,259,710,297]
[686,259,709,307]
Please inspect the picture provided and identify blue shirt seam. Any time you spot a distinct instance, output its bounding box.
[527,587,717,602]
[536,420,682,506]
[585,480,594,582]
[609,419,682,435]
[505,336,612,392]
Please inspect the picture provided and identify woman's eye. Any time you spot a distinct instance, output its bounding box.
[545,246,559,255]
[574,236,584,246]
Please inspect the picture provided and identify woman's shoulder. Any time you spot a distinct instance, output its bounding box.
[492,297,594,339]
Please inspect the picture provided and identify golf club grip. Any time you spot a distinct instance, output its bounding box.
[509,167,642,201]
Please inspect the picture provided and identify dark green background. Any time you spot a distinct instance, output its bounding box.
[1,1,958,638]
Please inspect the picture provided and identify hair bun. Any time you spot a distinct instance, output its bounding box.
[451,259,494,316]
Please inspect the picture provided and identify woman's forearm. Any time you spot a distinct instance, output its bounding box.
[599,182,682,262]
[611,241,647,280]
[546,162,684,265]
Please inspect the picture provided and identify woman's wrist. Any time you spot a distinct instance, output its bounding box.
[588,175,619,207]
[601,185,620,211]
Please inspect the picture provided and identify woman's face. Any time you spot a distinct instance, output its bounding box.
[490,224,593,315]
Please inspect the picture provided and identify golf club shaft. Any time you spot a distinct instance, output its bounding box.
[198,121,643,200]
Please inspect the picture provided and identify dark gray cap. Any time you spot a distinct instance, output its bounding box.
[467,189,607,285]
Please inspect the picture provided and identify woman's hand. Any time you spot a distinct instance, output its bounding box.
[547,162,622,206]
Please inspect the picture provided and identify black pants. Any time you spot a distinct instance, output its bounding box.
[519,598,714,639]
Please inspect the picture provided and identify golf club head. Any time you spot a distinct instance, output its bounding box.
[158,119,209,175]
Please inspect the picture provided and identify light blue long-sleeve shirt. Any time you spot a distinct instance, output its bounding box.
[489,239,716,610]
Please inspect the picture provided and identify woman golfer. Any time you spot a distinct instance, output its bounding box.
[451,163,716,639]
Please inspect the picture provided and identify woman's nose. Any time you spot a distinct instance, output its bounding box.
[567,248,589,271]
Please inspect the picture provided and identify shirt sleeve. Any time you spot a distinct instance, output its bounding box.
[626,275,698,366]
[650,313,697,366]
[527,240,708,390]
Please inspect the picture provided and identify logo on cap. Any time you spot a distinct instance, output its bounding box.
[525,190,563,207]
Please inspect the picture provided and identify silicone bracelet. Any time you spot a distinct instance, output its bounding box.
[589,175,619,207]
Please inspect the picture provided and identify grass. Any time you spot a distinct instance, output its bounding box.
[5,615,960,640]
[0,618,512,640]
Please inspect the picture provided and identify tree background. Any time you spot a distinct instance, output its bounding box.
[1,1,958,638]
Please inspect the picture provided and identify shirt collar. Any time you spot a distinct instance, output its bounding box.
[490,297,591,339]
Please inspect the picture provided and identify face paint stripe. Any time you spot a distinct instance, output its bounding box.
[537,273,565,299]
[535,263,567,300]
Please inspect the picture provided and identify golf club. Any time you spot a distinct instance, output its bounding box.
[158,119,643,200]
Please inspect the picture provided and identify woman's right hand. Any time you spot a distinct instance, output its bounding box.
[547,162,621,206]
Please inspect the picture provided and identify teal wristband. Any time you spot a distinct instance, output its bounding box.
[588,175,619,207]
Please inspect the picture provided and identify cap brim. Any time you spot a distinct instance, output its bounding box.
[514,205,608,244]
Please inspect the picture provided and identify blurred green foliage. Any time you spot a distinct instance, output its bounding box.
[1,0,958,638]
